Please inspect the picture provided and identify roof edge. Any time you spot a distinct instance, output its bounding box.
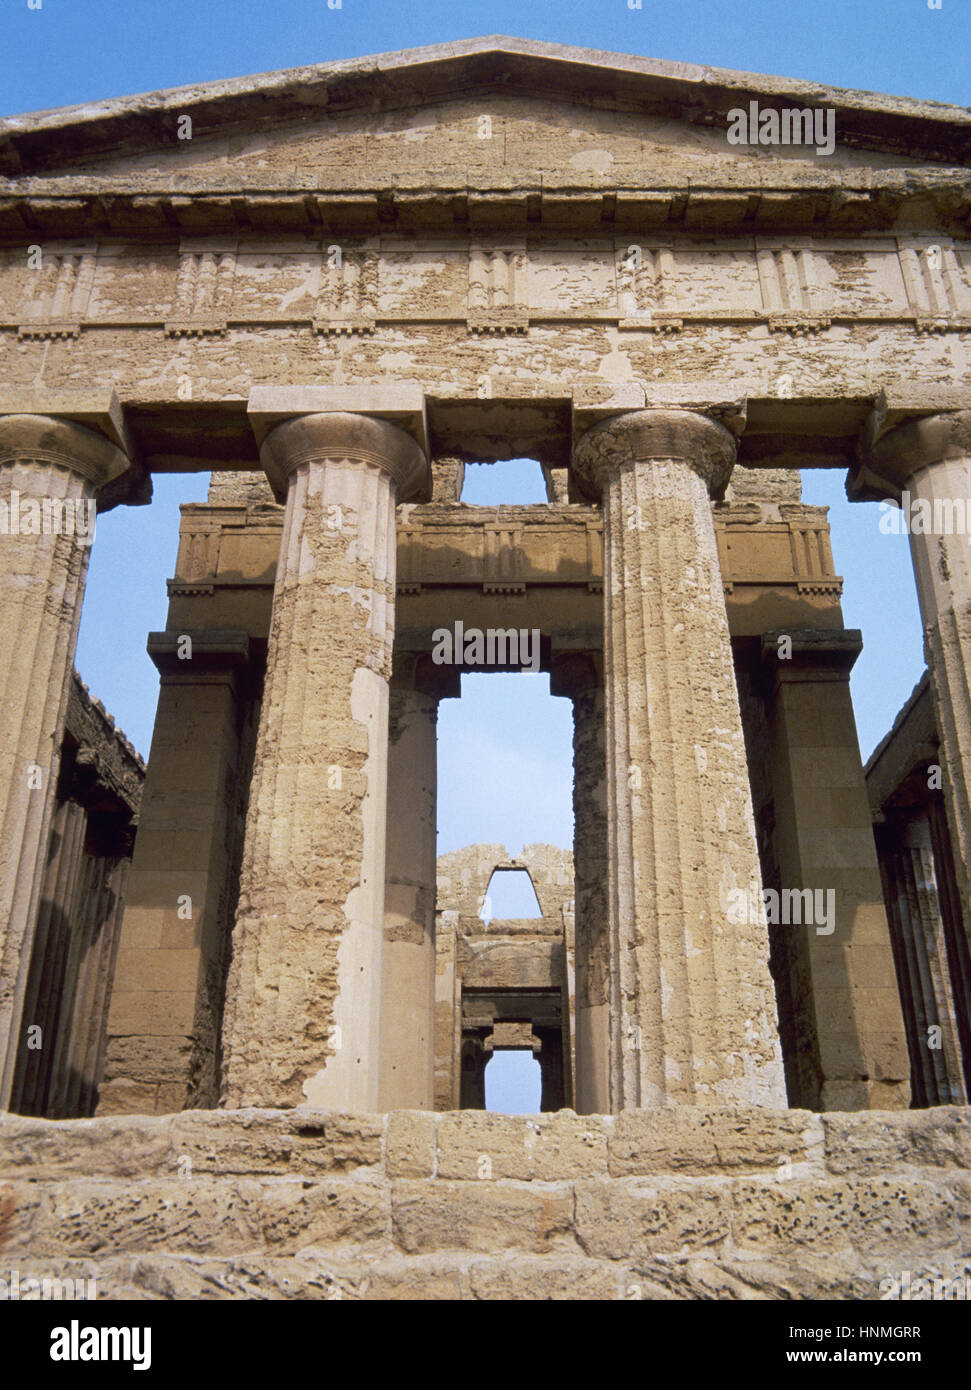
[1,35,968,177]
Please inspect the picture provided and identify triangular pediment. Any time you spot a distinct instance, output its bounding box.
[9,90,952,189]
[1,34,969,183]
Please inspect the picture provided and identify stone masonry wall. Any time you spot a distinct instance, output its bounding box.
[1,1106,969,1299]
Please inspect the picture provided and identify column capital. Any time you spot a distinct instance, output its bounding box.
[0,413,130,491]
[863,408,971,498]
[147,629,255,691]
[549,651,602,699]
[572,408,736,500]
[760,628,863,692]
[390,650,461,700]
[257,411,429,504]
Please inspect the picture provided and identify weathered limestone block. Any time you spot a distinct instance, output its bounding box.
[573,409,787,1110]
[575,1178,732,1259]
[385,1110,437,1178]
[0,1107,386,1180]
[430,457,465,503]
[10,1175,390,1258]
[0,413,129,1107]
[3,1106,970,1300]
[221,412,427,1112]
[726,465,801,502]
[0,1112,172,1180]
[608,1106,823,1177]
[168,1108,384,1177]
[822,1106,971,1174]
[869,411,971,963]
[730,1177,960,1259]
[466,1255,618,1300]
[206,470,277,507]
[391,1179,575,1254]
[436,1109,609,1181]
[621,1253,877,1302]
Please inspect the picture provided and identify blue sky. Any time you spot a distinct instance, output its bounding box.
[5,0,963,1109]
[3,0,967,115]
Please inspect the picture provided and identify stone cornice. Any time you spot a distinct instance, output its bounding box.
[2,179,970,239]
[1,36,969,177]
[65,672,144,818]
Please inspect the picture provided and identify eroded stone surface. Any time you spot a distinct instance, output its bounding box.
[1,1106,968,1301]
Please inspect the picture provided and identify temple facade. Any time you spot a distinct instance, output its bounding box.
[1,36,970,1300]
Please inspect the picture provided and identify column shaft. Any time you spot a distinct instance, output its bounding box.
[551,655,609,1113]
[0,415,128,1105]
[379,673,442,1110]
[868,411,971,1098]
[870,429,971,860]
[221,412,426,1109]
[574,410,786,1109]
[434,910,460,1109]
[926,791,971,1094]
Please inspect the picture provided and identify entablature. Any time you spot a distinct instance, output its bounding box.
[3,232,970,341]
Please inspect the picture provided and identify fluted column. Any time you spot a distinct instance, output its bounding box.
[0,414,129,1106]
[573,409,786,1109]
[379,656,458,1110]
[870,411,971,952]
[551,653,609,1113]
[221,412,427,1110]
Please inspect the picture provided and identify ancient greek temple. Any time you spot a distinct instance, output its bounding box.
[1,37,970,1144]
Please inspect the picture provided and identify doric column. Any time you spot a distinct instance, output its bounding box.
[221,412,427,1110]
[10,797,87,1115]
[550,653,609,1113]
[869,411,971,957]
[535,1025,566,1111]
[434,908,461,1109]
[926,791,971,1095]
[459,1031,489,1110]
[0,413,129,1106]
[875,814,967,1106]
[573,409,787,1109]
[379,655,458,1111]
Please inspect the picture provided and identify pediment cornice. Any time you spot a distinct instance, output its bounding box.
[1,34,969,179]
